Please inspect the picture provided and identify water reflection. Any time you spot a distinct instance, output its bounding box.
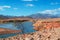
[0,22,35,38]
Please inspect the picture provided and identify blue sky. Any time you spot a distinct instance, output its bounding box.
[0,0,60,16]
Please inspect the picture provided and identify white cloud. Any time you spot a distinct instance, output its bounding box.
[0,5,19,11]
[0,7,3,10]
[0,8,2,10]
[26,4,34,7]
[0,5,11,10]
[22,0,38,1]
[0,6,4,10]
[51,2,60,5]
[13,8,18,10]
[22,0,32,1]
[3,6,11,8]
[38,8,60,15]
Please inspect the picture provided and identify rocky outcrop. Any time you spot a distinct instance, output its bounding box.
[33,19,60,31]
[32,19,60,40]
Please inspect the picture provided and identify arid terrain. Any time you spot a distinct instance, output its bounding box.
[0,28,21,34]
[33,18,60,40]
[0,18,60,40]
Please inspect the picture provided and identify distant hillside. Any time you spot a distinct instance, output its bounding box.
[0,15,13,19]
[0,15,25,19]
[27,13,59,19]
[0,13,60,19]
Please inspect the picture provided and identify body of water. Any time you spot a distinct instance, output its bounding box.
[0,22,35,38]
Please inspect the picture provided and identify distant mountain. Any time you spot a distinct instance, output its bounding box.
[27,13,59,19]
[0,13,60,19]
[55,13,60,17]
[0,15,27,19]
[0,15,17,19]
[0,15,9,19]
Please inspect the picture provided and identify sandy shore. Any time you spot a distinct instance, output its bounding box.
[0,28,21,34]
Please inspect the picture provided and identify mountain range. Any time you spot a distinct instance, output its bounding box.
[27,13,60,19]
[0,13,60,19]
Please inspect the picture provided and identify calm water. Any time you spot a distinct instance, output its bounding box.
[0,22,36,38]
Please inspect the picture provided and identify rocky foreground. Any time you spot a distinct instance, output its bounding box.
[0,27,60,40]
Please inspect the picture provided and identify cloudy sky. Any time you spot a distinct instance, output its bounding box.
[0,0,60,16]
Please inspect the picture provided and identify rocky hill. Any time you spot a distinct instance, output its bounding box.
[28,13,59,19]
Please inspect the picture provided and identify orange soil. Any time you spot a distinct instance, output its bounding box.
[33,20,60,30]
[0,28,21,34]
